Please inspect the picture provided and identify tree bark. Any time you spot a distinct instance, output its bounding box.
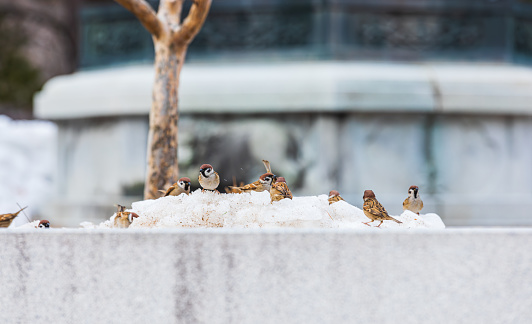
[145,40,185,199]
[113,0,211,199]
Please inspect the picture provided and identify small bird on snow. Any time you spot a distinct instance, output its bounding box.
[328,190,345,205]
[113,205,139,228]
[362,190,401,227]
[229,172,276,193]
[38,220,50,228]
[161,177,192,197]
[0,206,27,228]
[198,164,220,192]
[403,185,423,215]
[270,177,293,203]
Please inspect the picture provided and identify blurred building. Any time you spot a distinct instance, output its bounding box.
[0,0,78,117]
[35,0,532,226]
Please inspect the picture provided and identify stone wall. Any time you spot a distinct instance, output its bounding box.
[1,229,531,323]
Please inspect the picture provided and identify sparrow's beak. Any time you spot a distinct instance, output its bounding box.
[185,182,191,190]
[414,189,418,198]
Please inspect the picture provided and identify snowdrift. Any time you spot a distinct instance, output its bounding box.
[90,190,445,229]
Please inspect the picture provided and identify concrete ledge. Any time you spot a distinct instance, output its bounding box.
[1,229,531,323]
[35,62,532,119]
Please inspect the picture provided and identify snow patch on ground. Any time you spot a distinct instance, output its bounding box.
[87,190,445,229]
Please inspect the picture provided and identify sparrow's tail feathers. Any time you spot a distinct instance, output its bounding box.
[227,186,242,193]
[391,217,402,224]
[15,206,28,216]
[262,160,272,173]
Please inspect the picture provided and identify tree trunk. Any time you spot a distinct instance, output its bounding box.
[144,40,186,199]
[114,0,211,200]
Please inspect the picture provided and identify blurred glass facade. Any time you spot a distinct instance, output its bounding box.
[81,0,532,68]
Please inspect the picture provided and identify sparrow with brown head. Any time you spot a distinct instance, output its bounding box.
[362,190,401,227]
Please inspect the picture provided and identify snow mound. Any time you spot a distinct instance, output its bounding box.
[13,220,41,229]
[92,190,445,229]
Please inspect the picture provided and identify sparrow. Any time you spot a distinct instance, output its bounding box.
[229,172,276,193]
[403,185,423,215]
[160,177,192,197]
[198,164,220,191]
[362,190,401,227]
[0,206,27,228]
[328,190,345,205]
[270,177,293,203]
[113,205,139,228]
[38,220,50,228]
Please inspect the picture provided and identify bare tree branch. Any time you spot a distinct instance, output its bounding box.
[175,0,212,45]
[114,0,163,38]
[158,0,184,28]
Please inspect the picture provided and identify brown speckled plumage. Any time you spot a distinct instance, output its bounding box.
[328,190,344,205]
[113,205,139,228]
[270,177,293,202]
[162,177,192,197]
[229,173,276,193]
[0,206,27,228]
[362,190,401,227]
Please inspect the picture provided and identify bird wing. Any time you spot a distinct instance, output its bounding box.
[276,182,292,199]
[163,184,177,196]
[402,197,409,210]
[0,213,17,222]
[227,186,243,193]
[329,196,344,204]
[365,198,390,218]
[0,213,18,227]
[234,180,261,192]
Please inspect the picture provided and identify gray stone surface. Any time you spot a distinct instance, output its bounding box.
[1,229,531,323]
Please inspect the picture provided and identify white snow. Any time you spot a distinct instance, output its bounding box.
[13,220,41,229]
[0,115,57,227]
[88,190,445,229]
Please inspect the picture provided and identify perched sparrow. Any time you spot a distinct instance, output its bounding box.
[362,190,401,227]
[0,206,27,228]
[161,177,192,197]
[403,185,423,215]
[270,177,293,203]
[38,220,50,228]
[328,190,345,205]
[229,173,276,193]
[198,164,220,191]
[113,205,139,228]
